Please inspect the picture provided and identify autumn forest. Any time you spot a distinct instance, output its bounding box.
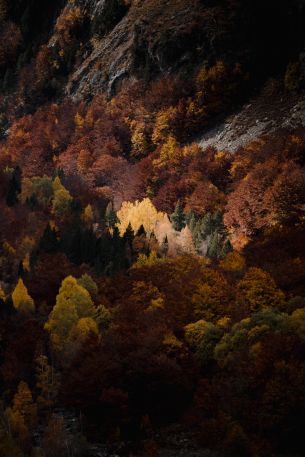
[0,0,305,456]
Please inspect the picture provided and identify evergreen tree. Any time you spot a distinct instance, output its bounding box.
[171,200,186,231]
[80,228,97,264]
[105,201,118,229]
[39,223,58,253]
[221,238,233,259]
[136,224,146,237]
[207,232,221,259]
[186,209,197,232]
[160,235,169,256]
[18,261,24,278]
[123,222,134,246]
[199,212,213,238]
[6,166,21,206]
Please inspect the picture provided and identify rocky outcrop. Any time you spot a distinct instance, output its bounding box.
[65,0,226,98]
[198,82,305,152]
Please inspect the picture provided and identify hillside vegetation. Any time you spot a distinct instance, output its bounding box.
[0,1,305,456]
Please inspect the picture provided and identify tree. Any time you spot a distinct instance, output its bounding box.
[0,285,5,301]
[171,200,185,231]
[117,198,166,236]
[6,167,21,207]
[12,279,35,315]
[105,201,118,229]
[35,355,60,413]
[21,176,53,208]
[68,317,99,343]
[45,276,95,349]
[39,223,58,253]
[177,226,196,255]
[237,267,285,313]
[184,319,223,366]
[219,251,246,272]
[5,382,37,447]
[82,204,94,225]
[52,177,72,218]
[77,273,98,299]
[130,121,150,157]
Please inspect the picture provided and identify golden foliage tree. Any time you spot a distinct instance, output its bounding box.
[237,267,285,312]
[12,279,35,315]
[5,382,37,447]
[117,198,166,236]
[52,177,73,218]
[35,355,60,412]
[45,276,95,349]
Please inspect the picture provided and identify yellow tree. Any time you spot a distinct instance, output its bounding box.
[82,204,94,225]
[130,120,150,157]
[45,276,95,349]
[5,381,37,447]
[0,285,5,301]
[219,251,246,272]
[12,279,35,315]
[35,355,60,412]
[117,198,166,236]
[68,317,99,343]
[237,267,285,312]
[52,177,72,218]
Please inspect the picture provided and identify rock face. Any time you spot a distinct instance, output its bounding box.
[198,82,305,153]
[59,0,305,100]
[65,0,234,98]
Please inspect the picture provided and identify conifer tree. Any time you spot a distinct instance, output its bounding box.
[12,279,35,315]
[39,223,58,253]
[6,166,21,207]
[171,200,186,231]
[105,201,118,229]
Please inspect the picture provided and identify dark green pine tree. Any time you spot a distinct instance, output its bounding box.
[136,224,146,237]
[160,235,169,256]
[220,238,233,259]
[123,222,134,246]
[122,223,134,267]
[199,212,213,239]
[171,200,186,231]
[105,202,118,229]
[6,166,21,206]
[207,232,221,259]
[18,261,25,278]
[186,209,197,233]
[26,193,38,211]
[80,228,97,264]
[111,226,125,271]
[39,223,58,253]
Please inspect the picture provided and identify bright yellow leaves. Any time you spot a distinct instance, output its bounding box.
[116,197,167,236]
[52,176,73,218]
[44,275,96,350]
[12,279,35,315]
[5,381,37,447]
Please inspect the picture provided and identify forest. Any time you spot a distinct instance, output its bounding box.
[0,0,305,456]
